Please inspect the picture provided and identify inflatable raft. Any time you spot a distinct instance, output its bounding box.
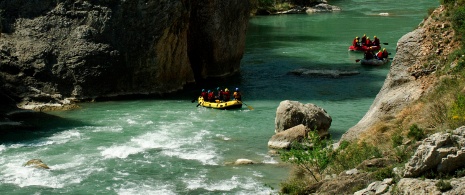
[360,58,389,66]
[348,45,380,52]
[197,97,242,110]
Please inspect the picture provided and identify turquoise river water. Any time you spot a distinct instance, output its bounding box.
[0,1,438,194]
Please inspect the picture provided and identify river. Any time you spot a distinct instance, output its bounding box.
[0,0,438,194]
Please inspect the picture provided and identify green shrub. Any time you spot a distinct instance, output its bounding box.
[374,167,395,181]
[407,124,426,141]
[436,179,453,192]
[391,134,403,148]
[280,178,309,195]
[332,141,382,173]
[448,94,465,128]
[280,131,334,182]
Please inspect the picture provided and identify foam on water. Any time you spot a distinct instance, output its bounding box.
[115,182,176,195]
[0,145,5,153]
[91,126,124,133]
[0,154,101,189]
[183,175,276,194]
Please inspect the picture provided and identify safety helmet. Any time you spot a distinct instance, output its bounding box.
[225,88,229,92]
[383,48,386,51]
[374,36,377,38]
[356,36,359,39]
[367,37,370,40]
[235,88,239,91]
[363,34,366,36]
[216,87,220,90]
[202,89,205,92]
[208,90,210,93]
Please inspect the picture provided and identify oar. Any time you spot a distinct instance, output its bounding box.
[356,59,362,62]
[383,43,389,45]
[240,101,254,110]
[191,99,196,103]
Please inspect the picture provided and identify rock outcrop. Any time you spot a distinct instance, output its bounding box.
[403,126,465,178]
[275,100,332,136]
[0,0,250,109]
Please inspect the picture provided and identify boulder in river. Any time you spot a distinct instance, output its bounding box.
[268,124,307,149]
[275,100,331,136]
[23,159,50,169]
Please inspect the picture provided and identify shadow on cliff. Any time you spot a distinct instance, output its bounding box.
[0,109,87,144]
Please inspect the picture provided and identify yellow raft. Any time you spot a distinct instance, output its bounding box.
[197,97,242,110]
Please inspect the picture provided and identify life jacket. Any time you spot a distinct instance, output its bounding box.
[382,50,389,58]
[365,39,372,47]
[201,92,207,100]
[223,91,230,101]
[233,91,242,100]
[361,36,367,45]
[377,51,383,59]
[352,39,358,47]
[208,92,214,101]
[373,38,380,46]
[218,90,224,100]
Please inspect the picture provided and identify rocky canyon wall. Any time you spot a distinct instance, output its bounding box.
[0,0,249,108]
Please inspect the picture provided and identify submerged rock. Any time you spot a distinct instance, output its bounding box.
[234,159,255,165]
[23,159,50,169]
[288,68,360,78]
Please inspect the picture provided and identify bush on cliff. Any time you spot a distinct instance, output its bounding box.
[280,132,382,194]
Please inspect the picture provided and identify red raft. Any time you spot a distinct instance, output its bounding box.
[348,45,380,52]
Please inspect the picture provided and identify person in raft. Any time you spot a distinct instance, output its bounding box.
[376,50,383,60]
[223,88,231,101]
[233,88,242,101]
[382,48,389,59]
[365,37,373,47]
[361,34,367,46]
[207,90,215,102]
[352,36,360,47]
[372,35,380,47]
[201,89,208,101]
[364,50,374,60]
[215,87,224,101]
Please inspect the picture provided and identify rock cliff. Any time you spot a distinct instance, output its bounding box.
[0,0,250,109]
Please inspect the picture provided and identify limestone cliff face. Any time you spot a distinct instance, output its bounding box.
[0,0,249,107]
[341,6,459,141]
[188,1,250,80]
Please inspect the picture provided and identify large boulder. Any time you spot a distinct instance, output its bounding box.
[275,100,331,136]
[268,124,307,149]
[404,126,465,177]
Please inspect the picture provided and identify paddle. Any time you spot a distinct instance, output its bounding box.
[191,99,196,103]
[383,42,389,45]
[240,101,254,110]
